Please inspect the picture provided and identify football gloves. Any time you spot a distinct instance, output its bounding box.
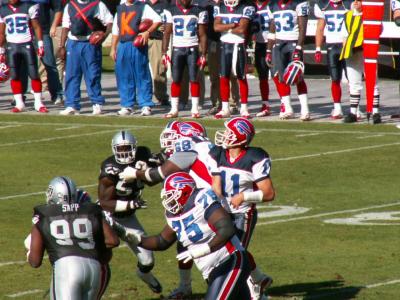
[37,41,44,58]
[292,47,303,61]
[176,243,211,263]
[197,55,207,70]
[162,53,171,69]
[119,166,137,182]
[314,48,322,63]
[265,50,273,68]
[125,228,143,245]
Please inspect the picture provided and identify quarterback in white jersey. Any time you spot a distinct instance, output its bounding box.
[162,0,208,118]
[314,0,351,119]
[123,172,252,300]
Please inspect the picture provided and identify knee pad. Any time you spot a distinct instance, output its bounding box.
[137,261,154,273]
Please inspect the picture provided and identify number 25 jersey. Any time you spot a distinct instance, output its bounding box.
[268,0,309,41]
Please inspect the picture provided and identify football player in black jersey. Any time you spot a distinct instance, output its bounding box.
[98,130,163,294]
[27,176,119,299]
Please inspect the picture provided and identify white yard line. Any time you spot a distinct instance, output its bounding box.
[5,289,43,298]
[295,133,321,137]
[55,126,82,131]
[0,260,26,267]
[257,201,400,226]
[356,134,385,139]
[0,125,21,130]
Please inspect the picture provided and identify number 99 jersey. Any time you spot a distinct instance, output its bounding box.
[165,188,244,279]
[164,4,208,47]
[314,0,351,44]
[0,3,39,44]
[32,202,108,265]
[269,0,309,41]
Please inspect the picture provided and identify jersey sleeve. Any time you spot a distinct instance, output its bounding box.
[252,156,271,182]
[296,1,310,17]
[99,160,119,182]
[313,3,324,19]
[143,4,162,23]
[199,8,208,24]
[207,146,222,175]
[112,12,119,35]
[242,5,256,19]
[62,4,71,29]
[168,151,198,170]
[28,4,40,19]
[97,2,113,25]
[164,8,172,24]
[213,5,220,18]
[392,0,400,11]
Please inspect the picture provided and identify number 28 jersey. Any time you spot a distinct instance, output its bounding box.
[314,0,351,44]
[268,0,309,41]
[33,203,108,265]
[166,188,244,279]
[208,146,272,214]
[164,4,208,47]
[0,3,39,44]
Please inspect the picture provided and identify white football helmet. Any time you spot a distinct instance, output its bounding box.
[112,130,137,164]
[46,176,78,205]
[224,0,239,8]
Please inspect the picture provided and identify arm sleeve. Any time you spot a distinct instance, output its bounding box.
[164,9,172,24]
[143,4,162,23]
[62,5,71,29]
[199,9,208,25]
[168,151,197,170]
[392,0,400,11]
[296,1,310,17]
[112,12,119,35]
[28,4,40,19]
[313,3,324,19]
[97,2,114,25]
[242,5,255,19]
[252,157,271,182]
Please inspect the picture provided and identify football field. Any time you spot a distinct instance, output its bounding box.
[0,115,399,299]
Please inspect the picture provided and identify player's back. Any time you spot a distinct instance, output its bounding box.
[33,202,108,265]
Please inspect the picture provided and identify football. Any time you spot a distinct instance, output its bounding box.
[138,19,153,32]
[133,35,144,47]
[89,31,105,46]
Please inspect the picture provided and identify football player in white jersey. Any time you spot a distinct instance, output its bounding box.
[209,117,275,300]
[123,172,252,300]
[119,120,214,298]
[314,0,351,119]
[162,0,208,118]
[252,0,273,117]
[267,0,310,120]
[213,0,256,119]
[0,0,47,113]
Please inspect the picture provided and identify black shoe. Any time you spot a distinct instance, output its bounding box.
[230,105,239,115]
[344,113,357,123]
[372,113,382,124]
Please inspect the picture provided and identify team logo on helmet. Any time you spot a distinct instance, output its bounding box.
[178,122,201,137]
[234,120,252,136]
[170,176,195,189]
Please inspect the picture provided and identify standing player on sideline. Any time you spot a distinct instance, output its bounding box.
[98,130,163,294]
[26,176,119,299]
[209,117,275,300]
[267,0,310,120]
[213,0,256,119]
[314,0,351,119]
[119,121,212,298]
[0,0,47,113]
[123,172,252,300]
[162,0,208,119]
[252,0,272,117]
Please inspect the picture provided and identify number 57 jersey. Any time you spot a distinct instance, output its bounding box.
[165,188,244,280]
[32,203,108,265]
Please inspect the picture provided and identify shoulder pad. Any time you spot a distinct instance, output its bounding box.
[209,145,224,159]
[247,147,269,162]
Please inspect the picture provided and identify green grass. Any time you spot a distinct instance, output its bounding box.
[1,115,400,299]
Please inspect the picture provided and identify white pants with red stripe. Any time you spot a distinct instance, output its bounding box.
[51,256,109,300]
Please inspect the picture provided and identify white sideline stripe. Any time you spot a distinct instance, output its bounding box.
[257,201,400,225]
[366,279,400,288]
[356,134,384,139]
[0,125,21,130]
[273,142,400,162]
[55,126,82,131]
[0,260,26,267]
[2,120,400,136]
[2,142,400,201]
[6,289,43,298]
[295,133,321,137]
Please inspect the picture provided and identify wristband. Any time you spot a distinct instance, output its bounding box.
[38,40,44,48]
[295,45,302,50]
[316,47,321,51]
[0,47,5,54]
[190,243,211,258]
[145,168,152,182]
[243,190,263,203]
[115,200,129,212]
[266,49,272,53]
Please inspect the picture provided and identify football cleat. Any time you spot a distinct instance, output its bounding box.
[372,113,382,124]
[240,109,251,119]
[141,106,152,116]
[214,109,231,119]
[191,112,201,118]
[167,284,192,299]
[331,108,343,119]
[136,270,162,294]
[37,106,49,113]
[279,103,294,119]
[256,104,271,117]
[117,107,133,116]
[251,274,273,300]
[207,106,221,115]
[60,107,79,115]
[11,106,24,113]
[300,113,311,121]
[165,110,179,118]
[92,104,102,115]
[344,113,357,123]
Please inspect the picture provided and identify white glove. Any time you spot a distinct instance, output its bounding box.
[124,228,142,245]
[24,234,31,250]
[119,166,137,182]
[176,243,211,263]
[135,160,148,171]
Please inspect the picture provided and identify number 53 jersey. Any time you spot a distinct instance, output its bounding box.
[165,188,244,280]
[163,4,208,47]
[32,203,108,265]
[268,0,309,41]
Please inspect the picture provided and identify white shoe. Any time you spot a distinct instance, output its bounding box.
[300,113,311,121]
[251,274,273,300]
[240,109,251,119]
[214,109,231,119]
[165,110,179,118]
[141,106,152,116]
[92,104,102,115]
[331,108,343,119]
[60,107,79,115]
[279,103,294,119]
[136,270,162,293]
[356,110,364,120]
[167,284,192,299]
[117,107,133,116]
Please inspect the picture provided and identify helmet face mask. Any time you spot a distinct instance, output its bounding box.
[224,0,239,8]
[112,130,137,164]
[46,176,78,205]
[161,172,196,214]
[329,0,342,3]
[215,117,255,149]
